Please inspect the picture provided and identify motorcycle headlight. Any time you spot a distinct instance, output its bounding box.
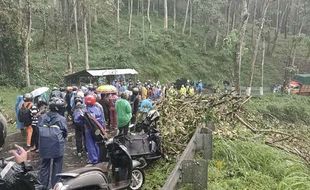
[53,182,69,190]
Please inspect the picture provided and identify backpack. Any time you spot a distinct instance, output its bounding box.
[18,103,32,125]
[39,115,65,158]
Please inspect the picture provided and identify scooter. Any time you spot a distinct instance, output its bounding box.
[54,112,145,190]
[125,110,162,168]
[54,137,145,190]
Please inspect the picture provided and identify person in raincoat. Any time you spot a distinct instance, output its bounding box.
[188,86,195,96]
[83,95,105,164]
[141,85,148,99]
[15,95,24,132]
[179,85,187,97]
[37,97,67,189]
[108,92,118,129]
[115,93,132,136]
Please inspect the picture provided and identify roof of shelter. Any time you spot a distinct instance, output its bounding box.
[65,68,138,78]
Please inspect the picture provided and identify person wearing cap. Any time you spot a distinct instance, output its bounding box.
[115,93,132,135]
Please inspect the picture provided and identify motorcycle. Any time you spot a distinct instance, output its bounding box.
[125,110,162,168]
[54,112,145,190]
[54,137,145,190]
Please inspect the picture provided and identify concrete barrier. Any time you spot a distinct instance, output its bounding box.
[161,122,214,190]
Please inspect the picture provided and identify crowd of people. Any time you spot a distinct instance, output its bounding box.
[11,78,205,189]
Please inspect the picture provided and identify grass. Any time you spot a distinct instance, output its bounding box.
[207,138,310,190]
[0,86,23,134]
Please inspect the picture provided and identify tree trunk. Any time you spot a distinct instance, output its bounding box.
[142,0,145,45]
[291,21,304,67]
[231,2,236,30]
[214,20,220,48]
[251,0,257,47]
[137,0,140,15]
[260,38,266,96]
[54,0,58,50]
[128,0,133,38]
[157,0,159,17]
[164,0,168,31]
[43,0,48,63]
[73,0,80,52]
[117,0,120,46]
[173,0,176,29]
[83,1,89,70]
[24,0,32,87]
[226,0,232,36]
[66,0,72,73]
[247,0,270,96]
[270,2,289,56]
[94,7,98,25]
[234,0,249,94]
[88,4,92,42]
[275,0,280,35]
[182,0,190,34]
[147,0,152,32]
[189,0,193,37]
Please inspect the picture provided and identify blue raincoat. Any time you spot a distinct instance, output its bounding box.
[139,99,154,113]
[74,105,104,164]
[15,95,24,130]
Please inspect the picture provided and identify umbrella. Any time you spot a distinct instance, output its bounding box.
[96,85,118,94]
[31,87,49,98]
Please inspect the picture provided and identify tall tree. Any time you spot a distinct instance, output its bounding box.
[226,0,232,36]
[234,0,249,94]
[20,0,32,87]
[164,0,168,30]
[117,0,120,45]
[260,37,266,96]
[66,0,72,73]
[189,0,193,37]
[182,0,190,34]
[73,0,80,52]
[147,0,152,31]
[269,1,289,56]
[247,0,270,96]
[128,0,133,38]
[42,0,49,63]
[142,0,145,45]
[251,0,257,47]
[173,0,177,29]
[83,0,89,70]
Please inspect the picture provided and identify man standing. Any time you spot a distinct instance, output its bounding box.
[115,93,132,135]
[38,97,67,189]
[19,93,33,149]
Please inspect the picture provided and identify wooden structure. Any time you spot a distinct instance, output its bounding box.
[64,68,138,86]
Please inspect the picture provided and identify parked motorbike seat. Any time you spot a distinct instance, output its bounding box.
[60,163,109,177]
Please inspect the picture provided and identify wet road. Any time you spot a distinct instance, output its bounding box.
[0,125,87,171]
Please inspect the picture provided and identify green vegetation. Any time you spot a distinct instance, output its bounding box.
[29,14,307,87]
[208,138,310,190]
